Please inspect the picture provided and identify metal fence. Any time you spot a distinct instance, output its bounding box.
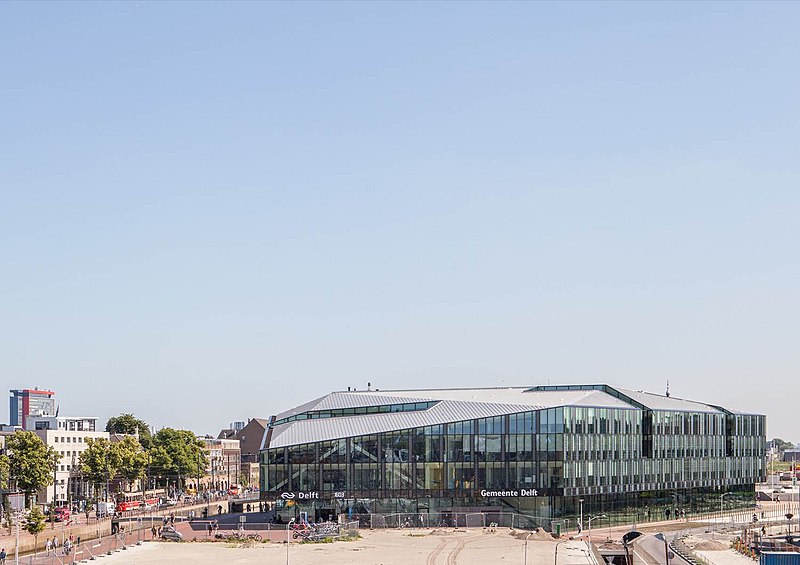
[353,511,547,530]
[17,532,135,565]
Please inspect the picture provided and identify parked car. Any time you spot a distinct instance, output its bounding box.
[160,526,183,542]
[54,507,70,522]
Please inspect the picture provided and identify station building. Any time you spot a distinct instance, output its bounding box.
[259,384,766,527]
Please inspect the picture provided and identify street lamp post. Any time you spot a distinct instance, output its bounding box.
[554,539,566,565]
[51,460,58,529]
[720,492,732,517]
[662,531,671,564]
[196,450,201,501]
[524,532,532,564]
[587,514,606,544]
[578,498,584,536]
[287,517,295,565]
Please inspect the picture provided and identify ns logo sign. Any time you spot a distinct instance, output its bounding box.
[279,491,319,500]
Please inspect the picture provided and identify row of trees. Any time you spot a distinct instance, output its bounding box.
[0,414,207,508]
[81,424,208,495]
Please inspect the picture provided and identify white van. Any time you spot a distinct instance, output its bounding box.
[96,502,115,518]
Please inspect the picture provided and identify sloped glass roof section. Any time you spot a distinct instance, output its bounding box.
[272,400,439,427]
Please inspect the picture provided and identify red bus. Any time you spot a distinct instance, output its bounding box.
[116,492,161,512]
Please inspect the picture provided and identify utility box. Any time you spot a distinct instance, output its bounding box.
[761,552,800,565]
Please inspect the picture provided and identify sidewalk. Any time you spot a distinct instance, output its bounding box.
[0,499,230,559]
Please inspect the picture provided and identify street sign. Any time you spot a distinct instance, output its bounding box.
[8,493,24,512]
[239,515,246,523]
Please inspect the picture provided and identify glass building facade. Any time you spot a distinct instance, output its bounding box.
[259,385,766,527]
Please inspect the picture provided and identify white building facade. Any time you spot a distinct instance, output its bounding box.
[29,416,109,505]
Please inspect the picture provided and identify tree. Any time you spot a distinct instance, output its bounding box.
[0,453,8,490]
[6,431,59,507]
[106,414,151,449]
[79,438,121,501]
[149,429,207,489]
[24,507,46,555]
[772,438,795,452]
[2,497,11,535]
[115,436,148,491]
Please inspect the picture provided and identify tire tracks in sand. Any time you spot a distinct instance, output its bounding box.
[426,532,483,565]
[426,537,449,565]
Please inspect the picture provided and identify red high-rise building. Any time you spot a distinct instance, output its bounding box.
[9,388,55,428]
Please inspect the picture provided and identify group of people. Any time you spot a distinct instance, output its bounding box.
[206,521,220,537]
[163,512,177,526]
[663,507,687,520]
[45,534,78,556]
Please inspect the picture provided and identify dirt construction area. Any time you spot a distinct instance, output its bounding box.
[99,528,596,564]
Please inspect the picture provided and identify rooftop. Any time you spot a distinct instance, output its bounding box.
[264,384,760,449]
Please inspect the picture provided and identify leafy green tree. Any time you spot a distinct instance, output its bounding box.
[25,507,46,555]
[79,438,121,500]
[115,436,148,491]
[0,453,9,489]
[6,431,59,507]
[2,497,11,534]
[772,438,796,452]
[149,429,207,489]
[106,414,152,449]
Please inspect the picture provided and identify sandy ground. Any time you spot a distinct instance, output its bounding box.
[695,550,758,565]
[99,529,598,564]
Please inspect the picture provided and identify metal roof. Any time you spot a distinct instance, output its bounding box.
[266,387,634,449]
[613,388,723,414]
[264,384,761,449]
[268,400,536,448]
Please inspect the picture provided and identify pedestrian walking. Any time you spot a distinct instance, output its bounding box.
[151,525,157,539]
[1,547,6,564]
[217,504,222,515]
[45,538,52,555]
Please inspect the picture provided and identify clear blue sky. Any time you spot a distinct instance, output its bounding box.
[1,2,798,440]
